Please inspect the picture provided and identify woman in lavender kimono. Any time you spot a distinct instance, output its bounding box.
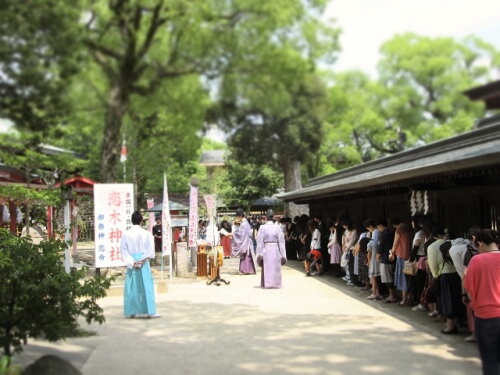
[231,208,256,275]
[256,210,287,288]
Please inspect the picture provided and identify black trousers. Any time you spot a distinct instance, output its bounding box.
[321,247,329,272]
[348,251,358,284]
[476,317,500,375]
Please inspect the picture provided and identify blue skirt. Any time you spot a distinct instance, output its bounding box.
[124,257,156,317]
[394,257,408,291]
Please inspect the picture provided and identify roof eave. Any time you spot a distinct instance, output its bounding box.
[278,122,500,203]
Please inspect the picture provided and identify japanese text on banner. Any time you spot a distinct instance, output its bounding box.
[94,183,134,268]
[188,184,198,247]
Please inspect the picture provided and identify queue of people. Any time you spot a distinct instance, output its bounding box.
[328,215,470,322]
[291,213,499,375]
[266,211,500,374]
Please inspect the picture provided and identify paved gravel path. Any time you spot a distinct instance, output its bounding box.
[12,258,481,374]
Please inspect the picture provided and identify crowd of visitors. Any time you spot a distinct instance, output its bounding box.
[204,210,499,374]
[290,215,475,331]
[277,212,499,375]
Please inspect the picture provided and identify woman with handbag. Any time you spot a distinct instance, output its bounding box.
[389,216,413,306]
[411,215,427,311]
[341,218,358,286]
[464,229,500,375]
[365,219,381,299]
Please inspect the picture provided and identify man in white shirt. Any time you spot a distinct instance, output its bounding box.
[120,211,160,319]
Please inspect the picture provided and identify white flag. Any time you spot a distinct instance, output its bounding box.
[147,199,155,234]
[120,140,127,163]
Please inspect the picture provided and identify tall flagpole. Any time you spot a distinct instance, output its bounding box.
[161,173,173,280]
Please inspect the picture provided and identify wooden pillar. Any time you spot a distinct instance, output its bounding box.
[71,199,78,256]
[8,201,16,235]
[47,206,53,240]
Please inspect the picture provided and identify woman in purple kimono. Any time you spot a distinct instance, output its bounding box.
[231,208,256,275]
[256,210,287,288]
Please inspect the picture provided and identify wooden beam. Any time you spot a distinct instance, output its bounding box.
[0,181,49,189]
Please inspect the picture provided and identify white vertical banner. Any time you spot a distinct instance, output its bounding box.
[203,194,217,246]
[161,174,172,257]
[204,194,216,218]
[188,184,198,247]
[147,199,155,234]
[94,183,134,268]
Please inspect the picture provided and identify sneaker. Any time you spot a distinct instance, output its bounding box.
[428,310,439,317]
[342,276,350,281]
[383,298,398,303]
[464,335,477,342]
[346,281,355,286]
[148,314,161,319]
[310,271,318,276]
[305,272,311,277]
[366,294,377,300]
[412,304,428,312]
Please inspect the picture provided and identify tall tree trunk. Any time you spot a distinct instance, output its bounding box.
[135,173,147,210]
[130,113,154,209]
[282,156,309,219]
[101,85,129,182]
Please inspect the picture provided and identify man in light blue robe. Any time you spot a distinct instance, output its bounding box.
[120,211,160,318]
[231,208,256,275]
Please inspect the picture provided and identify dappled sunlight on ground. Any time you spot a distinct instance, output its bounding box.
[12,259,480,375]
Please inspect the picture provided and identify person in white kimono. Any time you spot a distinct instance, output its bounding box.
[256,210,287,288]
[120,211,160,319]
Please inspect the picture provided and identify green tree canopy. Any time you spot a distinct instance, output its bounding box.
[318,34,497,176]
[219,158,283,212]
[378,33,494,142]
[78,0,337,183]
[0,0,83,131]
